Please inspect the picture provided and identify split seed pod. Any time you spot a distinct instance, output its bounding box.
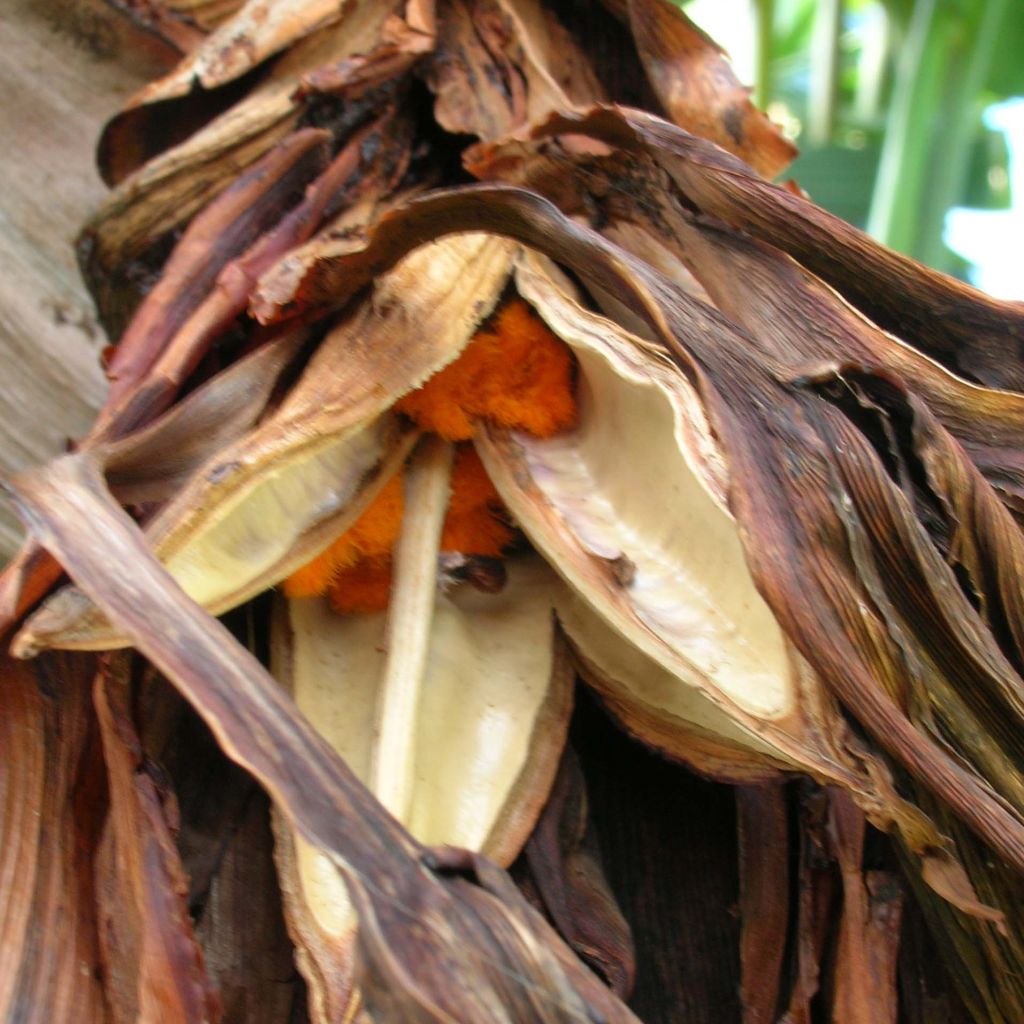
[272,555,573,1018]
[15,234,514,653]
[8,0,1024,1017]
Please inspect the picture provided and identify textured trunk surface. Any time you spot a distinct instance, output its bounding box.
[0,0,157,557]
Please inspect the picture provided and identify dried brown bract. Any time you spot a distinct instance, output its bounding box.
[3,1,1023,1021]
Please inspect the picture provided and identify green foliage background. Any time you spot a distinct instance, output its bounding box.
[684,0,1024,278]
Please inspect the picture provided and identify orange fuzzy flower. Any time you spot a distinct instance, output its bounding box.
[441,446,513,557]
[328,558,394,615]
[283,297,577,613]
[394,299,577,440]
[285,444,515,606]
[283,446,515,610]
[281,473,404,598]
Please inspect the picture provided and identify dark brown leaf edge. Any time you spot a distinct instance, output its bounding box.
[4,452,640,1024]
[246,181,1024,887]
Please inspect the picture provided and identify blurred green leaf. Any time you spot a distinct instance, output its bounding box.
[962,128,1012,210]
[788,139,882,226]
[985,3,1024,97]
[682,0,1024,280]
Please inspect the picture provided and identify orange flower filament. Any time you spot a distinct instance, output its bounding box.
[394,298,577,441]
[282,472,404,599]
[440,445,514,558]
[283,298,576,613]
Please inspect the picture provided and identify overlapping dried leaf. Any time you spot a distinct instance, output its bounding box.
[4,0,1024,1021]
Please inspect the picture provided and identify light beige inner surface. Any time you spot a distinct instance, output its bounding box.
[278,556,567,936]
[557,590,781,757]
[486,255,796,720]
[165,420,395,606]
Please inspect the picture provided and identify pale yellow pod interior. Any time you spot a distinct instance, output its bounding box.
[164,420,402,607]
[274,556,572,938]
[13,418,414,655]
[16,235,515,655]
[478,253,797,730]
[557,588,783,761]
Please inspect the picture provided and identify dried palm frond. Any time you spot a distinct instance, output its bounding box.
[3,1,1024,1021]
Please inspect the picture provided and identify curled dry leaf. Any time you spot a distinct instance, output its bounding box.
[114,0,363,103]
[99,329,308,506]
[8,2,1024,1018]
[426,0,605,141]
[527,104,1024,391]
[469,115,1024,517]
[663,215,1024,520]
[246,181,1024,893]
[5,453,640,1024]
[621,0,796,178]
[97,0,409,184]
[86,0,422,333]
[16,234,514,654]
[271,555,573,1018]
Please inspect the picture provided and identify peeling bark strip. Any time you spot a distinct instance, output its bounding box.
[522,747,636,998]
[736,785,788,1024]
[0,649,105,1022]
[255,183,1024,887]
[826,789,903,1024]
[782,787,833,1024]
[93,656,220,1023]
[5,455,640,1023]
[6,0,1024,1018]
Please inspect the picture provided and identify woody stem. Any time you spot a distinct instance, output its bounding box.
[371,435,454,820]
